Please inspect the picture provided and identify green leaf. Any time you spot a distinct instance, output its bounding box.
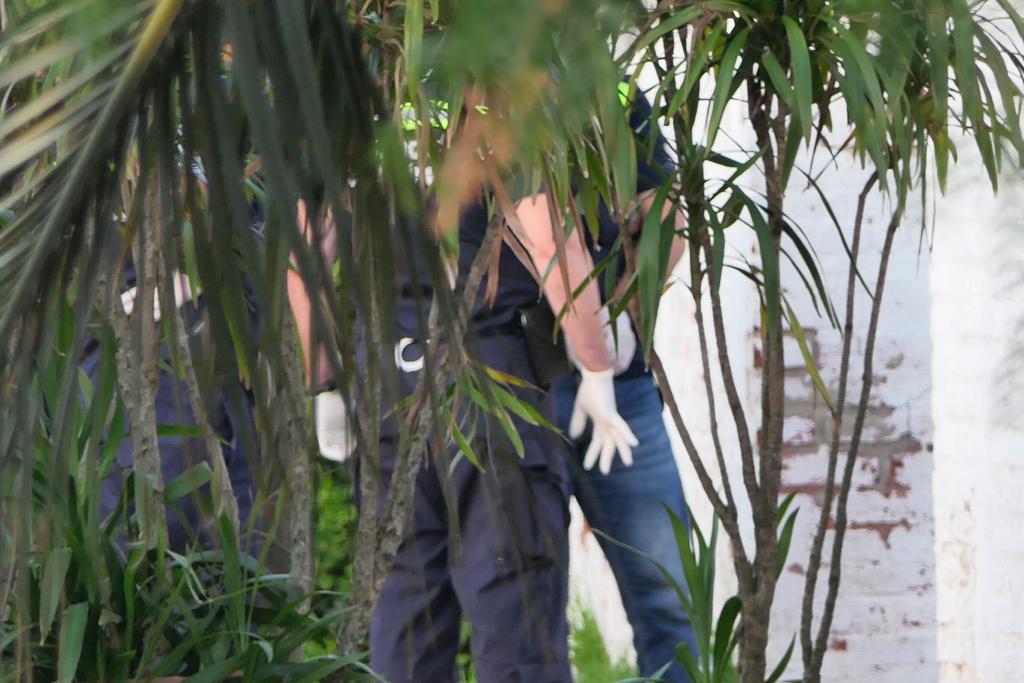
[779,117,803,191]
[404,0,424,100]
[712,596,742,683]
[622,7,703,66]
[156,423,203,439]
[666,23,726,120]
[449,414,481,469]
[776,491,798,527]
[676,640,704,682]
[39,546,73,644]
[218,514,245,639]
[760,50,794,108]
[182,653,246,683]
[925,1,950,120]
[951,0,980,129]
[776,502,800,579]
[666,506,710,652]
[744,199,781,337]
[709,212,726,296]
[610,108,638,226]
[482,365,536,389]
[490,383,558,432]
[783,299,833,413]
[164,462,214,503]
[707,27,749,150]
[766,636,796,683]
[57,602,89,683]
[0,0,187,340]
[273,605,351,657]
[637,180,673,358]
[0,3,149,89]
[493,402,525,457]
[821,31,887,176]
[781,16,812,140]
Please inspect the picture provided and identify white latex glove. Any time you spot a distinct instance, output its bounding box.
[314,390,352,463]
[566,309,637,376]
[568,367,639,475]
[608,312,637,375]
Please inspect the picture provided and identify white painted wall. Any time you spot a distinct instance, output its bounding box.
[930,142,1024,683]
[766,150,937,683]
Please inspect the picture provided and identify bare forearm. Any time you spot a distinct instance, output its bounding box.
[614,190,687,301]
[290,201,339,387]
[516,194,612,372]
[287,270,333,386]
[542,246,611,372]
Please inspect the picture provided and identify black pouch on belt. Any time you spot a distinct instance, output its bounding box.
[519,300,573,388]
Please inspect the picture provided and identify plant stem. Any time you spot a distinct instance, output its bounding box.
[799,172,877,679]
[807,203,902,681]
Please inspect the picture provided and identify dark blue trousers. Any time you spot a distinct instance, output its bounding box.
[368,333,572,683]
[81,307,258,553]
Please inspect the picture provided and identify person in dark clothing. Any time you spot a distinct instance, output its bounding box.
[82,268,259,554]
[288,101,637,681]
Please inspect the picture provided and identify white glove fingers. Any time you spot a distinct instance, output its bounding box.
[614,415,639,447]
[582,435,602,471]
[615,436,634,468]
[568,400,587,439]
[599,433,616,475]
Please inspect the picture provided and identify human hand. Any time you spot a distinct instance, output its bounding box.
[568,367,638,475]
[314,390,352,462]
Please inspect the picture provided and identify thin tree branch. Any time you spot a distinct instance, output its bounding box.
[809,202,902,679]
[695,237,739,528]
[800,171,877,678]
[649,352,744,559]
[281,311,316,596]
[108,170,167,552]
[165,271,241,536]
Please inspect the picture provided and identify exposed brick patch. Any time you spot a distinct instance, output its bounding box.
[857,433,923,459]
[848,519,912,548]
[858,433,923,498]
[782,442,821,457]
[830,638,849,651]
[779,481,828,506]
[858,454,909,498]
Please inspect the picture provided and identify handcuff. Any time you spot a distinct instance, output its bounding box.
[394,337,425,373]
[312,337,425,394]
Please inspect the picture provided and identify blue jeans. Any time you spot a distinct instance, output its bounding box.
[555,373,697,683]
